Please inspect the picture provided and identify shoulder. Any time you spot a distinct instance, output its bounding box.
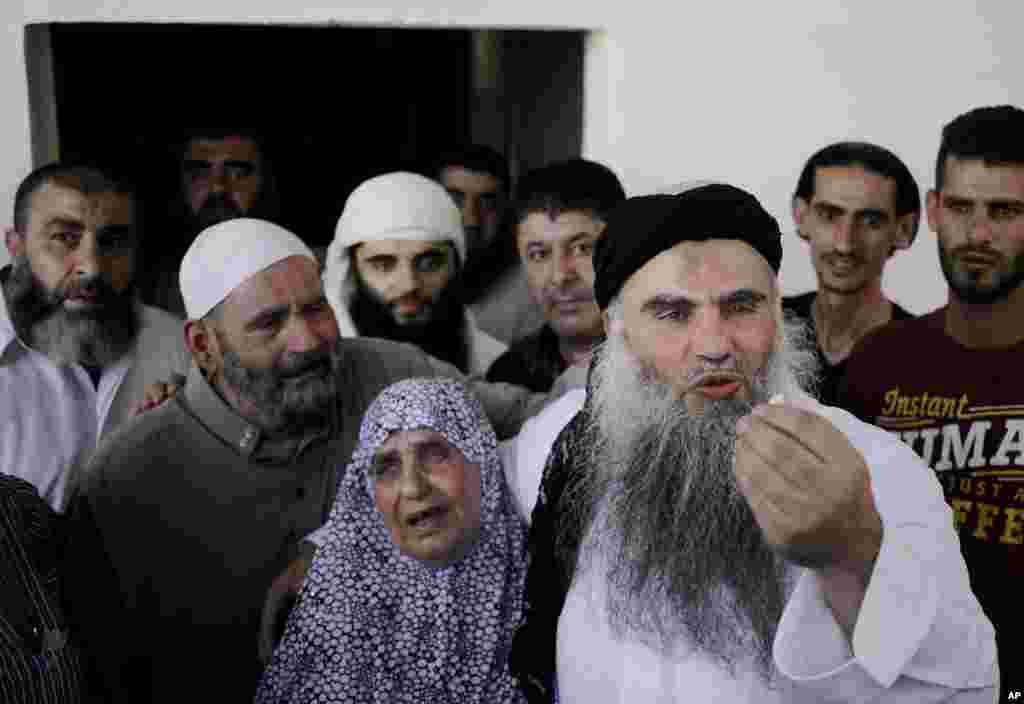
[134,304,190,367]
[84,399,190,489]
[337,336,436,371]
[850,308,943,363]
[137,304,185,334]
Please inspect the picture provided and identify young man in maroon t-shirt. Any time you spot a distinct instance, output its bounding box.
[840,105,1024,699]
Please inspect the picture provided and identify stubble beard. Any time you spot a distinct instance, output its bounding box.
[5,254,139,367]
[571,316,818,680]
[939,240,1024,305]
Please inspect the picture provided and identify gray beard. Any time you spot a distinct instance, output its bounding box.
[4,254,139,367]
[221,342,340,435]
[571,318,818,680]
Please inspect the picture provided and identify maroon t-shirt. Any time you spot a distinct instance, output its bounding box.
[839,307,1022,694]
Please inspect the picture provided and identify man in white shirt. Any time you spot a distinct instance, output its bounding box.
[509,182,998,702]
[1,163,189,510]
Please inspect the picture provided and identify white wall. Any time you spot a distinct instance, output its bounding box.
[6,1,1024,314]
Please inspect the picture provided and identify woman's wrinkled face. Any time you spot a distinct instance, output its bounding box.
[371,429,482,567]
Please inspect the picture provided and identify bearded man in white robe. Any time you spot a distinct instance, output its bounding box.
[508,183,998,703]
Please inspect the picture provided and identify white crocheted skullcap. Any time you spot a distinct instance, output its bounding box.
[179,217,316,320]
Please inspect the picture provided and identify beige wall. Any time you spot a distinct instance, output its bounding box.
[5,1,1024,314]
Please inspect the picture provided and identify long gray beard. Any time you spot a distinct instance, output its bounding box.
[571,318,818,680]
[5,254,139,367]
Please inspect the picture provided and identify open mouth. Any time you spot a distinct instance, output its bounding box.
[688,372,747,399]
[406,505,447,530]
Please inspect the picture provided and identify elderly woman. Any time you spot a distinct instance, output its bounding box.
[255,378,529,704]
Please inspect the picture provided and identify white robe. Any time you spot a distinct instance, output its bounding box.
[508,390,1000,703]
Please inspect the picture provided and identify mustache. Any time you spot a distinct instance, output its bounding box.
[277,349,332,379]
[539,286,594,306]
[61,275,119,303]
[8,259,123,322]
[952,245,1000,261]
[199,192,240,212]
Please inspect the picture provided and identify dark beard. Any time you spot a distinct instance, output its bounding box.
[187,183,281,233]
[348,275,470,373]
[221,343,339,435]
[3,256,139,367]
[192,192,245,231]
[939,241,1024,305]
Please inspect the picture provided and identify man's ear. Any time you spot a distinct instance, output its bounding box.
[5,227,24,258]
[792,198,810,242]
[185,319,223,379]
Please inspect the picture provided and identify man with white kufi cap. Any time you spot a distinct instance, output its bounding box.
[63,217,548,704]
[323,171,506,374]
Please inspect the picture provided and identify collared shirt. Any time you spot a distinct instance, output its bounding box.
[511,390,999,703]
[0,269,189,511]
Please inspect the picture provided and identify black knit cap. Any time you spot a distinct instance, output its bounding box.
[593,183,783,310]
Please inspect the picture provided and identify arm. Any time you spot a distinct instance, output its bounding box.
[748,403,999,700]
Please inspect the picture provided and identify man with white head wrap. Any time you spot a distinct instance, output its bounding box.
[62,218,549,704]
[508,183,998,702]
[323,172,505,374]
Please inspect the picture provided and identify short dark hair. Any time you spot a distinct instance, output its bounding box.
[794,141,921,237]
[513,158,626,225]
[13,162,136,233]
[434,144,510,192]
[935,105,1024,189]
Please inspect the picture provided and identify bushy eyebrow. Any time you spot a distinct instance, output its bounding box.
[642,288,767,310]
[524,231,594,249]
[43,216,85,231]
[814,200,889,221]
[363,254,398,263]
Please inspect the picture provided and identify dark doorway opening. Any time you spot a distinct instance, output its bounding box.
[31,22,585,252]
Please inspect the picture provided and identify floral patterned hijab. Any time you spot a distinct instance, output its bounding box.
[255,378,528,703]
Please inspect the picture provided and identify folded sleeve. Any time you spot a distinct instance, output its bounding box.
[773,406,999,702]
